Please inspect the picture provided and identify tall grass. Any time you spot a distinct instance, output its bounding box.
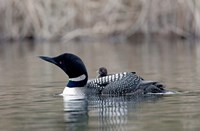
[0,0,200,41]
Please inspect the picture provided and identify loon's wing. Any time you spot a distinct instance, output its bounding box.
[101,74,165,96]
[101,73,142,95]
[87,72,165,95]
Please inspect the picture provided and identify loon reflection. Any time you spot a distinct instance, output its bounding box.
[63,94,88,131]
[63,94,161,131]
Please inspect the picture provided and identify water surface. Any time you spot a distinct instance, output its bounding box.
[0,39,200,131]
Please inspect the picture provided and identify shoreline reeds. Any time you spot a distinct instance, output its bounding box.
[0,0,199,41]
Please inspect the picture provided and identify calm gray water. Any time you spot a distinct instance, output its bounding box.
[0,39,200,131]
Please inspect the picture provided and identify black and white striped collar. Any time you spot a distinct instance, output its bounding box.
[67,74,87,88]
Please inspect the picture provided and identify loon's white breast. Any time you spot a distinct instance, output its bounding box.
[62,86,86,96]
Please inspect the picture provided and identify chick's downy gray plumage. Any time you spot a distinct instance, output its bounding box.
[97,67,108,78]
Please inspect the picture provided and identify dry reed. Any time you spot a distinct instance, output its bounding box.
[0,0,200,41]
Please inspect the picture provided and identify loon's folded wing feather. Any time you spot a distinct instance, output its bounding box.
[140,80,156,85]
[101,74,166,95]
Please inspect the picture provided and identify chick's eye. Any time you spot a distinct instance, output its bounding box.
[59,61,62,64]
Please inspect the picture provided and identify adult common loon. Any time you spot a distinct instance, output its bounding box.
[39,53,166,96]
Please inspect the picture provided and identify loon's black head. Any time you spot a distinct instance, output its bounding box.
[98,67,108,78]
[39,53,88,87]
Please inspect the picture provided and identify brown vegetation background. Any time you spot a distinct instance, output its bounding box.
[0,0,199,41]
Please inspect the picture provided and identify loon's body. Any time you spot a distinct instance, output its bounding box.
[39,53,166,96]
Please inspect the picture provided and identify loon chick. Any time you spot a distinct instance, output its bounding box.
[97,67,108,78]
[39,53,166,96]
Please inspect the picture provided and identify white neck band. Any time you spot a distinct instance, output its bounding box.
[69,74,86,81]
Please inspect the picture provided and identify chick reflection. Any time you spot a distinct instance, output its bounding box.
[63,95,88,130]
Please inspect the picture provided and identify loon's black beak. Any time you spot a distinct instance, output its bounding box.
[39,56,58,65]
